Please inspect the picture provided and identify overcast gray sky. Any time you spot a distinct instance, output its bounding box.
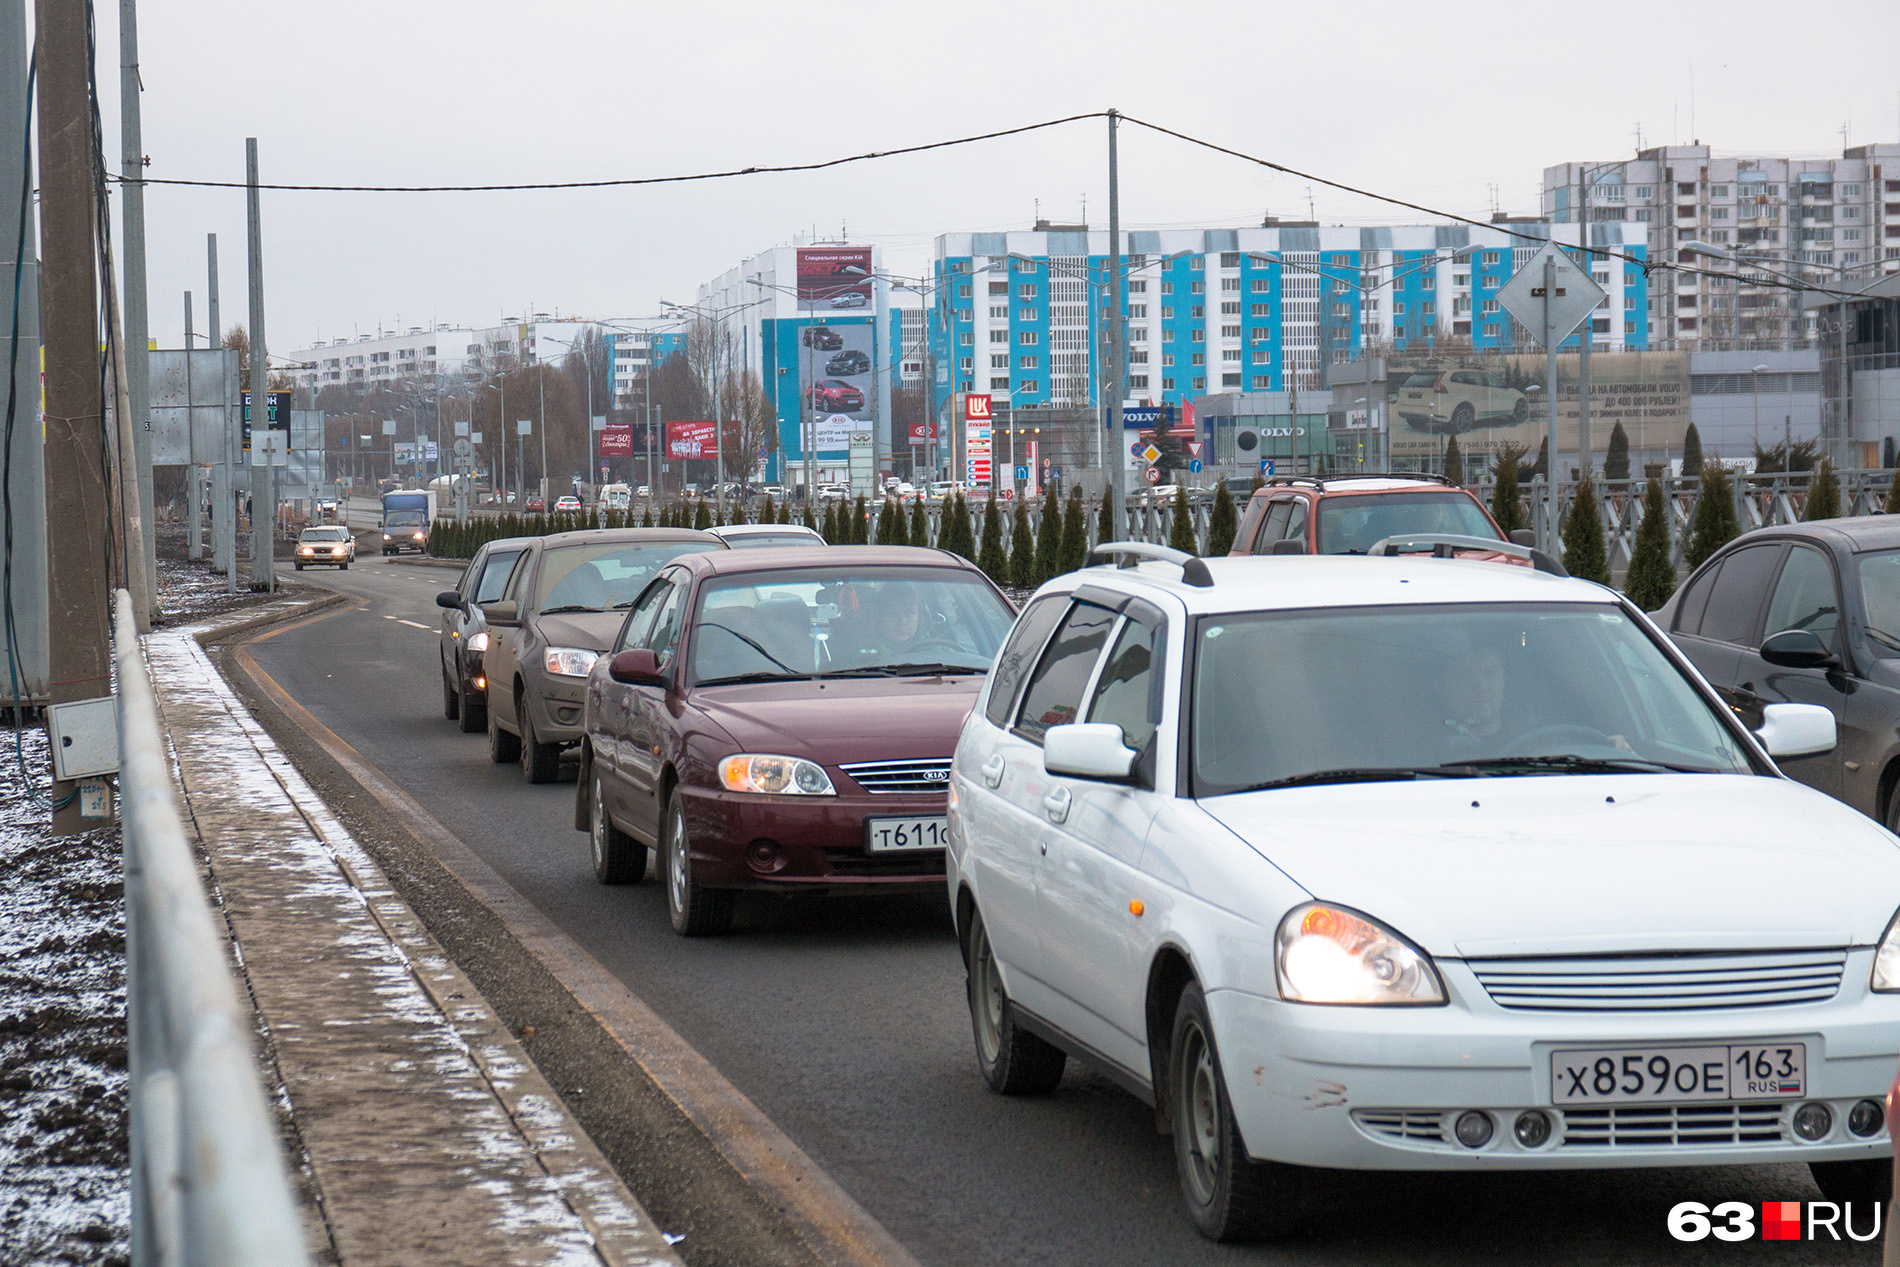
[67,0,1900,354]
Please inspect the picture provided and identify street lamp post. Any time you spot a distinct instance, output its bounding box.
[665,297,766,520]
[1751,363,1768,451]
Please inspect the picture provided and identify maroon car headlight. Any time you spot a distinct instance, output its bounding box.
[717,754,835,796]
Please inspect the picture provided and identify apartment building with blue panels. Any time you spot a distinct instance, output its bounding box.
[928,220,1651,424]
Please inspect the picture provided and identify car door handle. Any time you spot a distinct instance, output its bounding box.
[1042,786,1071,824]
[980,753,1005,788]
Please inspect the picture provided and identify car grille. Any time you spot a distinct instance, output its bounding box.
[821,848,947,878]
[1354,1110,1447,1144]
[838,759,952,794]
[1560,1102,1787,1148]
[1469,949,1847,1012]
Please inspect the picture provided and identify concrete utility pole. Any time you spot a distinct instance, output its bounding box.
[36,0,114,832]
[184,292,200,561]
[1576,175,1592,480]
[1,0,47,712]
[209,233,236,592]
[1106,108,1127,540]
[245,139,273,591]
[1541,250,1560,551]
[120,0,156,616]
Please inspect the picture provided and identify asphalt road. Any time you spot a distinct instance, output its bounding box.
[245,539,1881,1266]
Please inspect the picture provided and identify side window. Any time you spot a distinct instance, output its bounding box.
[1086,615,1164,759]
[500,548,534,603]
[1014,603,1117,744]
[1252,499,1293,553]
[642,580,689,668]
[985,596,1068,728]
[615,575,674,652]
[1697,545,1783,645]
[471,550,521,605]
[1762,546,1840,649]
[1284,501,1309,548]
[1673,561,1720,634]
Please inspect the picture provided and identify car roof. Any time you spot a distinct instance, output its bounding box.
[1044,554,1611,617]
[708,523,823,538]
[679,544,984,577]
[1255,474,1466,497]
[1725,517,1900,554]
[527,527,722,549]
[476,535,537,553]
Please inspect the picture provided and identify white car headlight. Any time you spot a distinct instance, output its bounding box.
[1872,909,1900,992]
[543,647,599,678]
[1275,903,1445,1006]
[299,546,313,554]
[465,631,488,653]
[717,754,834,796]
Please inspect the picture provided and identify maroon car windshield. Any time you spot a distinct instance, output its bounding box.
[690,568,1015,683]
[1317,492,1500,555]
[535,542,721,614]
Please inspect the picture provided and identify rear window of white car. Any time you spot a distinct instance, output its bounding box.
[1192,602,1753,796]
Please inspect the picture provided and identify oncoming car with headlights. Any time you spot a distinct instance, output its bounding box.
[574,546,1017,936]
[481,528,725,782]
[947,544,1900,1241]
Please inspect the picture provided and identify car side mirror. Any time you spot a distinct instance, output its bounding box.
[1760,628,1836,670]
[1268,539,1305,555]
[608,648,669,687]
[1756,702,1837,759]
[483,600,519,627]
[1043,723,1137,782]
[436,590,462,610]
[1509,529,1536,547]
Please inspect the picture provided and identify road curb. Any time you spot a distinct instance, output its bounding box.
[182,586,353,647]
[227,602,920,1267]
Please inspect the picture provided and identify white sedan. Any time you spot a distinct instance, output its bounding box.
[948,548,1900,1241]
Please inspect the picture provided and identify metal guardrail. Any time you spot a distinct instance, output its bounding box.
[115,590,310,1267]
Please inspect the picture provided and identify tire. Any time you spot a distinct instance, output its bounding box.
[1169,982,1312,1242]
[294,563,304,571]
[1809,1158,1892,1207]
[519,699,561,784]
[1451,402,1476,434]
[662,792,734,936]
[488,700,521,764]
[589,774,646,885]
[457,680,486,733]
[442,664,460,720]
[966,909,1066,1094]
[1512,396,1529,422]
[340,561,349,570]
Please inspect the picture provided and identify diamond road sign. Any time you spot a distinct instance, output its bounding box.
[1142,444,1162,463]
[1495,241,1605,348]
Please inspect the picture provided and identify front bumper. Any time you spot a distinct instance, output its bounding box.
[1211,952,1900,1171]
[676,783,947,891]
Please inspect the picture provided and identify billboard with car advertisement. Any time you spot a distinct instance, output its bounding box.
[796,247,874,312]
[791,317,876,460]
[1383,350,1688,463]
[666,419,717,460]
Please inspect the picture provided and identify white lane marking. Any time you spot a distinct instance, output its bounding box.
[396,619,432,630]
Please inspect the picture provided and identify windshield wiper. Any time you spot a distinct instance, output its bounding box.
[1451,754,1717,775]
[539,604,605,615]
[1235,766,1473,792]
[848,662,988,677]
[694,671,812,686]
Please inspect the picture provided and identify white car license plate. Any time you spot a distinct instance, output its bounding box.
[866,816,948,853]
[1550,1043,1806,1104]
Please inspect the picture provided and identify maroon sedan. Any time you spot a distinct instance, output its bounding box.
[574,545,1017,935]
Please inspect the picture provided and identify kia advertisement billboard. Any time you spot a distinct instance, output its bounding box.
[666,419,716,460]
[796,246,873,312]
[790,316,875,460]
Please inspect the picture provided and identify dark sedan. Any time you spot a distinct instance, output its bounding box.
[801,326,844,351]
[574,546,1018,936]
[435,536,533,733]
[482,528,726,782]
[824,350,871,376]
[1657,516,1900,829]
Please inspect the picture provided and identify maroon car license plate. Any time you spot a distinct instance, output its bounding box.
[866,816,949,853]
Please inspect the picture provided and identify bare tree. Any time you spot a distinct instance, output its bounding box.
[719,368,780,481]
[561,327,613,426]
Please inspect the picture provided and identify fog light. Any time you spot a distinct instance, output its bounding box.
[746,841,785,873]
[1793,1101,1834,1141]
[1453,1111,1493,1149]
[1849,1099,1884,1137]
[1513,1109,1551,1148]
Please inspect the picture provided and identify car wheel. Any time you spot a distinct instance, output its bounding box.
[457,678,486,733]
[663,792,733,936]
[1512,396,1529,422]
[442,664,460,720]
[1170,982,1311,1242]
[340,561,349,570]
[488,700,520,764]
[1808,1158,1892,1207]
[294,563,304,571]
[966,908,1066,1095]
[589,774,646,885]
[519,697,561,784]
[1451,402,1476,433]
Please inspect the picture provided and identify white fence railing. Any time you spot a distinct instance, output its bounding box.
[117,590,309,1267]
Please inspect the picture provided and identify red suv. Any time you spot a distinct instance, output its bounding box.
[809,379,864,412]
[1231,474,1524,561]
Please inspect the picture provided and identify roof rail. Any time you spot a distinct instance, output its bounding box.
[1085,541,1214,587]
[1365,533,1569,577]
[1261,472,1454,494]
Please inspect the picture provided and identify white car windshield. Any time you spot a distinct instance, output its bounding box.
[300,528,348,541]
[690,568,1015,682]
[1192,602,1755,795]
[1317,492,1501,554]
